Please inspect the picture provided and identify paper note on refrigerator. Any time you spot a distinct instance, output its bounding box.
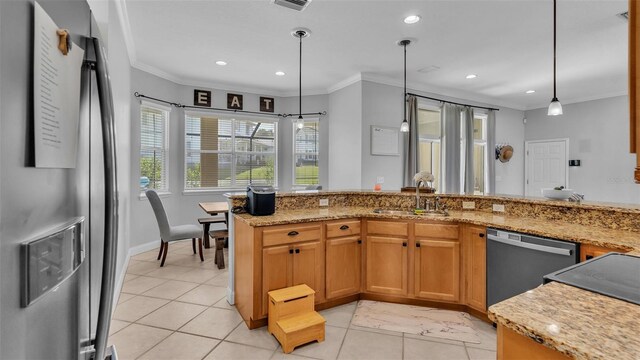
[33,2,84,168]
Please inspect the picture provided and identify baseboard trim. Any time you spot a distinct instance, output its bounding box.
[129,240,160,256]
[111,240,159,312]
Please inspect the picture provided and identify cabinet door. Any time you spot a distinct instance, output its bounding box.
[580,244,626,262]
[292,240,325,302]
[262,244,292,316]
[464,226,486,312]
[366,236,408,296]
[326,236,361,299]
[415,239,460,302]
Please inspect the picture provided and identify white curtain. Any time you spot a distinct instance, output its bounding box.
[462,107,475,194]
[403,96,420,187]
[486,110,496,194]
[441,103,462,193]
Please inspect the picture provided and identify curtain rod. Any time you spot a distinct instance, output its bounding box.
[407,92,500,111]
[134,92,326,118]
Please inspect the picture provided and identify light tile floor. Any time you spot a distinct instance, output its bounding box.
[109,242,497,360]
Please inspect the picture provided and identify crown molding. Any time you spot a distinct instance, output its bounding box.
[359,72,526,111]
[114,0,136,66]
[326,73,363,93]
[524,90,629,111]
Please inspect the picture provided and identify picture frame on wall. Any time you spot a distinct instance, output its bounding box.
[371,125,400,156]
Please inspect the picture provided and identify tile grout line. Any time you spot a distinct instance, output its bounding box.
[335,300,359,360]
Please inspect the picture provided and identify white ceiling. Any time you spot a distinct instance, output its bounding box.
[122,0,628,110]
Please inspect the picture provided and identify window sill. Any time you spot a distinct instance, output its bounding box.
[182,187,280,196]
[139,191,172,200]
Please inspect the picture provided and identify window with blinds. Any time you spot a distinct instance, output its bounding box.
[140,104,169,192]
[185,114,278,190]
[293,120,319,185]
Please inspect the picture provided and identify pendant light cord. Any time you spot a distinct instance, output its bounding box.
[553,0,557,99]
[298,32,303,120]
[403,41,407,122]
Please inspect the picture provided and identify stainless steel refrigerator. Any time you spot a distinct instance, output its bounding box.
[0,1,119,359]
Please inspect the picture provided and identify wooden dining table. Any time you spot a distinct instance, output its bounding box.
[198,201,230,249]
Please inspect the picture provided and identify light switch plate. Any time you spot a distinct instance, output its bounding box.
[319,198,329,207]
[462,201,475,209]
[492,204,505,212]
[376,176,385,184]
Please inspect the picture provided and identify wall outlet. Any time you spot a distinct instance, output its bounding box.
[492,204,505,212]
[319,198,329,207]
[462,201,475,210]
[376,176,385,184]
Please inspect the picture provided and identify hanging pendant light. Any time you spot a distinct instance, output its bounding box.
[399,39,411,132]
[548,0,563,116]
[293,29,310,129]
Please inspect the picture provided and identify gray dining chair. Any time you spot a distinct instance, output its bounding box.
[146,189,204,266]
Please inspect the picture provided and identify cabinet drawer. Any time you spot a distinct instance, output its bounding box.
[415,223,459,240]
[326,219,361,238]
[366,221,408,237]
[262,224,321,247]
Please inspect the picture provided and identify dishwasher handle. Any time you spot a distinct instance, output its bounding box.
[487,234,573,256]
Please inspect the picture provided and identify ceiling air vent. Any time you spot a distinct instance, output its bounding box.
[272,0,312,12]
[618,11,629,20]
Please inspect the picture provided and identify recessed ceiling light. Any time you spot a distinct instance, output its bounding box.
[404,15,421,24]
[215,60,227,66]
[465,74,477,79]
[525,90,536,94]
[275,71,285,76]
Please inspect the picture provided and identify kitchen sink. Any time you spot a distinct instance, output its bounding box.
[372,209,449,217]
[372,209,415,215]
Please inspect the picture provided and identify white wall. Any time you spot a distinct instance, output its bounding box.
[328,82,362,190]
[495,107,526,195]
[525,95,640,204]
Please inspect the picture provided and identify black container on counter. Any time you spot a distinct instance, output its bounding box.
[246,186,276,216]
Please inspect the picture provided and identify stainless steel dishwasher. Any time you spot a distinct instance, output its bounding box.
[486,228,578,307]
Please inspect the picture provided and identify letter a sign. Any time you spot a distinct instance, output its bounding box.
[227,93,243,110]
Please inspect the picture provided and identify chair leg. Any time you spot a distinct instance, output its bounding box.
[192,238,196,254]
[157,241,164,260]
[160,242,168,267]
[198,238,204,262]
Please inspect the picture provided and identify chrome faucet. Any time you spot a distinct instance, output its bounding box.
[415,180,424,209]
[434,196,441,211]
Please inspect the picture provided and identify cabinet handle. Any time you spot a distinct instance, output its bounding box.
[479,233,485,238]
[416,243,421,248]
[402,242,407,247]
[289,249,294,254]
[295,249,300,254]
[357,239,362,244]
[340,225,350,230]
[287,231,299,236]
[586,255,594,260]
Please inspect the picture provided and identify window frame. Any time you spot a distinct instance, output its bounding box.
[472,113,488,195]
[139,101,171,196]
[417,103,442,192]
[292,118,320,186]
[183,111,279,193]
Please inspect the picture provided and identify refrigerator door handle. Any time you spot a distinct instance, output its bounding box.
[91,36,120,360]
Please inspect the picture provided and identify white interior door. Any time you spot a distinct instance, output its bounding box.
[525,140,568,196]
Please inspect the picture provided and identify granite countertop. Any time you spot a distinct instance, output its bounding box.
[488,282,640,360]
[234,207,640,251]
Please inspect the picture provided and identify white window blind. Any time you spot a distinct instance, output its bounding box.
[293,120,319,185]
[140,104,169,192]
[185,114,277,190]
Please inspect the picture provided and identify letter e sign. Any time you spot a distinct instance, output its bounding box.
[194,89,211,107]
[227,93,243,110]
[260,97,275,112]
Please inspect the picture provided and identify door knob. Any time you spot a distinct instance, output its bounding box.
[402,242,407,247]
[289,249,294,254]
[357,239,362,244]
[295,249,300,254]
[416,243,421,248]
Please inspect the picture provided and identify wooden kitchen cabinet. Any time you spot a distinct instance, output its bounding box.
[463,225,487,313]
[630,0,640,182]
[326,236,362,299]
[366,236,408,296]
[580,243,627,262]
[414,239,460,302]
[261,240,324,316]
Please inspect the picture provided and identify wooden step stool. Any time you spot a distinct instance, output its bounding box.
[268,284,325,354]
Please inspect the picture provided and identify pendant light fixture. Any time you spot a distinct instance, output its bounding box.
[293,29,310,129]
[548,0,563,116]
[399,39,411,132]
